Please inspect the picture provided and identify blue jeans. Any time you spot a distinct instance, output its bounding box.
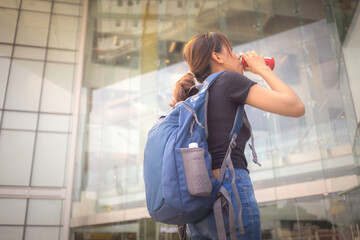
[187,169,261,240]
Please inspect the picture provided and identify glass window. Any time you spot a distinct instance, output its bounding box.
[40,62,74,113]
[25,227,60,240]
[47,49,77,63]
[0,226,23,240]
[342,11,360,124]
[0,58,11,108]
[26,199,62,225]
[13,46,46,61]
[71,0,359,235]
[53,2,81,16]
[31,132,68,187]
[2,111,38,130]
[0,9,18,43]
[0,198,27,225]
[21,0,52,13]
[0,44,12,57]
[5,59,44,111]
[38,113,71,132]
[56,0,82,4]
[48,15,80,50]
[16,11,51,47]
[0,0,20,8]
[0,130,35,186]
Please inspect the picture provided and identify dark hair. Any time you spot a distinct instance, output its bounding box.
[170,32,232,107]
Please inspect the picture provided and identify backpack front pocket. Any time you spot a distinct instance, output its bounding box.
[180,147,212,197]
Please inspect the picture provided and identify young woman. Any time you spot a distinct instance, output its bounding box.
[170,32,305,239]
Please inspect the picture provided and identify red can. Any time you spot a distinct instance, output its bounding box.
[242,57,275,70]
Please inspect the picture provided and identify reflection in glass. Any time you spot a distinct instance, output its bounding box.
[71,1,360,239]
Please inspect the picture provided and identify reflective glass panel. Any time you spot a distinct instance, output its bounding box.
[13,46,46,60]
[40,62,74,113]
[27,199,62,225]
[71,1,360,238]
[0,198,27,225]
[47,49,77,63]
[16,11,51,47]
[21,0,52,13]
[0,0,20,8]
[0,226,23,240]
[0,44,12,57]
[25,227,60,240]
[31,132,68,187]
[2,111,38,130]
[0,9,18,43]
[0,58,10,107]
[53,2,81,16]
[0,130,35,186]
[5,59,44,111]
[38,113,71,132]
[48,15,80,50]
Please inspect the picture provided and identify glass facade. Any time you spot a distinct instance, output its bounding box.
[0,0,83,240]
[0,0,359,240]
[70,0,360,239]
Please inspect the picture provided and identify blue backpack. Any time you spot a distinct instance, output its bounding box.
[143,71,260,239]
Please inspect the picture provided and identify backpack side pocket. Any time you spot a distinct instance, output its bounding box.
[181,147,212,197]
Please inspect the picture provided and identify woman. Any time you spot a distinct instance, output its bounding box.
[170,32,305,239]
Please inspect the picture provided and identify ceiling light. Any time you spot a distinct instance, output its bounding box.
[169,41,176,53]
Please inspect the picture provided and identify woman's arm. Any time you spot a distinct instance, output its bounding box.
[242,51,305,117]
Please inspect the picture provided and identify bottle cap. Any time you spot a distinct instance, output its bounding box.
[189,142,199,148]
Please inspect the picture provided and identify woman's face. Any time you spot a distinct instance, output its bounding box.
[217,45,244,74]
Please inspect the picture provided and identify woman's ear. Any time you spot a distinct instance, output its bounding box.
[211,52,224,64]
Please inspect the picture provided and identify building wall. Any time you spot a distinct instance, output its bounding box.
[0,1,83,240]
[0,0,359,240]
[70,1,360,239]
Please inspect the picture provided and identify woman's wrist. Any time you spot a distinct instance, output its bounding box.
[256,65,273,77]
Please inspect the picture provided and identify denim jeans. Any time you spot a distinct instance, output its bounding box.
[187,168,261,240]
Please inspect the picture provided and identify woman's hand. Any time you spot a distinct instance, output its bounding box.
[241,50,271,75]
[243,50,305,117]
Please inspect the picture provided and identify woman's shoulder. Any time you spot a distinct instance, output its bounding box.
[221,70,244,79]
[219,71,255,85]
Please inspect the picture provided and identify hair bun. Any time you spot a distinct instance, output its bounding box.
[187,71,196,79]
[169,72,198,107]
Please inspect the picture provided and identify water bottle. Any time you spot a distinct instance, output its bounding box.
[189,142,198,148]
